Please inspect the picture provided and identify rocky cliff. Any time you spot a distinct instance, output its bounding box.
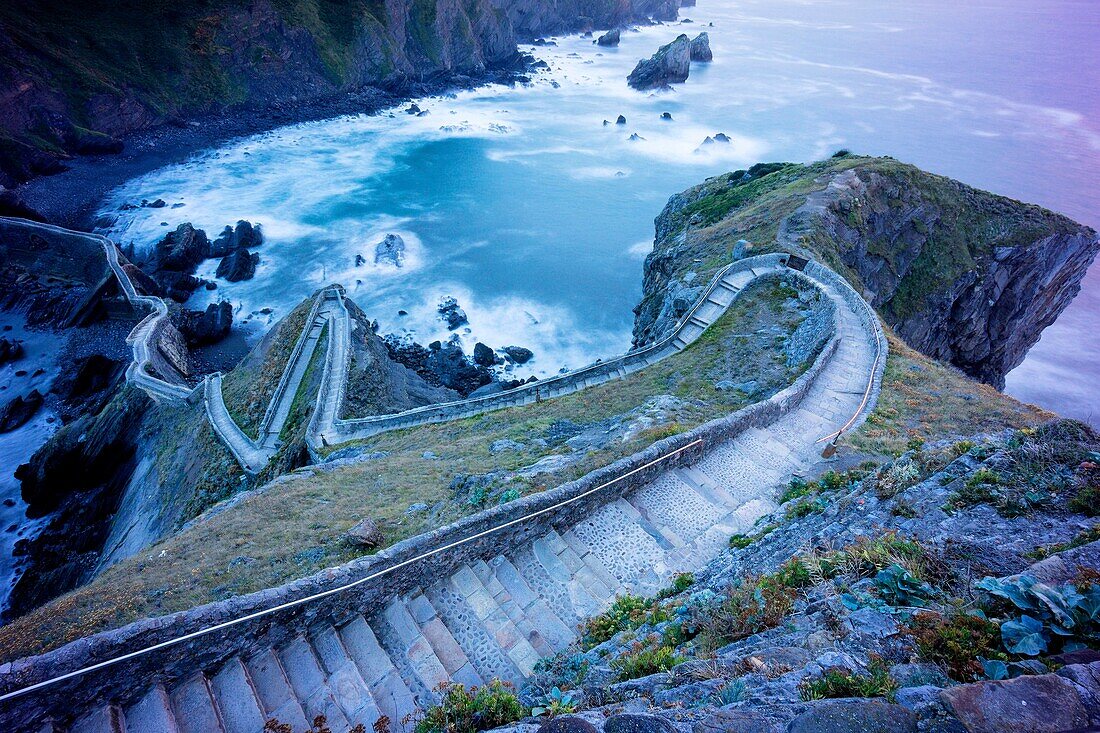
[0,0,677,187]
[635,155,1099,389]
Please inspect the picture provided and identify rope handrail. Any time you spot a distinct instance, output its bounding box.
[0,439,702,703]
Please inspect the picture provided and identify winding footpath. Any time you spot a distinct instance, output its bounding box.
[0,238,886,733]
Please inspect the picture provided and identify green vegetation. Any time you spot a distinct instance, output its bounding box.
[906,611,1005,681]
[411,679,526,733]
[1029,525,1100,560]
[610,639,684,680]
[800,656,898,701]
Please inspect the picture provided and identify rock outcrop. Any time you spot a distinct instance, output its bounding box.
[635,156,1099,389]
[0,389,42,433]
[627,34,691,90]
[374,233,406,267]
[215,248,259,282]
[438,296,470,330]
[689,31,712,61]
[596,29,620,46]
[176,302,233,346]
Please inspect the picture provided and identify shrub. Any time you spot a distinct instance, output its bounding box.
[780,477,813,504]
[530,687,580,718]
[693,560,810,651]
[905,612,1004,681]
[975,573,1100,657]
[800,656,897,701]
[412,680,526,733]
[657,572,695,599]
[579,594,665,649]
[611,640,684,680]
[728,534,753,549]
[787,497,825,518]
[874,458,922,499]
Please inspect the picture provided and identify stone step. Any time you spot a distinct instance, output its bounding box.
[244,648,309,731]
[378,596,450,697]
[569,500,666,594]
[169,674,225,733]
[543,529,616,607]
[278,635,352,731]
[558,529,623,595]
[488,554,577,653]
[70,707,123,733]
[449,564,542,677]
[628,471,727,546]
[123,683,178,733]
[210,657,267,733]
[405,591,484,688]
[311,623,384,727]
[529,533,604,619]
[423,578,523,685]
[468,559,555,657]
[338,616,417,731]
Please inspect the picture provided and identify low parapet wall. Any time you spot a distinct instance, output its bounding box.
[0,260,868,731]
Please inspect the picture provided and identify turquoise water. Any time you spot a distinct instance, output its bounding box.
[102,0,1100,417]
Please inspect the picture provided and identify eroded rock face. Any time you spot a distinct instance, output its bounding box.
[689,32,711,61]
[597,29,621,46]
[627,34,691,90]
[0,389,43,433]
[177,302,233,346]
[215,248,259,282]
[374,233,406,267]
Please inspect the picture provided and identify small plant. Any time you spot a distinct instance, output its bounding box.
[780,477,813,504]
[658,572,695,598]
[710,678,747,705]
[874,458,922,499]
[787,497,826,519]
[905,611,1005,681]
[975,573,1100,656]
[891,498,918,518]
[611,639,684,680]
[875,563,933,606]
[578,594,670,649]
[728,534,753,549]
[412,680,526,733]
[530,687,580,718]
[497,488,521,505]
[800,656,898,701]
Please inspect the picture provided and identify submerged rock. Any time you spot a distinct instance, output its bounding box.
[438,296,469,330]
[473,342,500,367]
[627,34,691,90]
[502,346,534,364]
[209,220,262,257]
[374,233,406,267]
[0,389,43,433]
[0,337,24,365]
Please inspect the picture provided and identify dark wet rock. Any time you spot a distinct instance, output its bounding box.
[425,336,492,395]
[216,248,259,282]
[616,114,628,124]
[0,390,43,433]
[344,517,385,549]
[374,233,406,267]
[0,188,46,222]
[146,198,167,208]
[537,716,598,733]
[661,111,673,120]
[159,272,204,303]
[690,31,712,61]
[120,263,161,297]
[355,254,366,267]
[438,296,469,330]
[473,342,500,367]
[597,29,621,46]
[153,223,209,273]
[52,354,122,411]
[407,104,422,115]
[502,346,534,364]
[628,34,691,90]
[0,337,24,365]
[177,302,233,346]
[604,714,677,733]
[209,220,263,257]
[628,133,645,141]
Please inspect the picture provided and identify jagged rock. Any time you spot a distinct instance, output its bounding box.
[147,198,167,208]
[344,517,384,549]
[616,115,627,125]
[788,700,918,733]
[940,673,1089,733]
[120,263,161,296]
[216,248,259,282]
[690,32,712,61]
[355,254,366,267]
[604,714,677,733]
[159,272,204,303]
[177,302,233,346]
[154,223,209,273]
[627,35,691,90]
[628,133,645,141]
[0,389,43,433]
[661,112,673,120]
[438,296,469,330]
[209,220,263,257]
[374,233,406,267]
[502,346,534,364]
[0,337,24,365]
[473,342,500,367]
[597,29,621,46]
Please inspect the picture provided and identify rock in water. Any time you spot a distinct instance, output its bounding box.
[0,389,43,433]
[627,35,691,90]
[616,114,627,125]
[502,345,534,364]
[154,223,209,273]
[344,517,385,549]
[0,337,24,365]
[690,32,712,61]
[438,296,469,330]
[216,248,259,282]
[374,233,406,267]
[597,28,620,46]
[473,342,500,367]
[178,302,233,346]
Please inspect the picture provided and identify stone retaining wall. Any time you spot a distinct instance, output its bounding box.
[0,257,883,732]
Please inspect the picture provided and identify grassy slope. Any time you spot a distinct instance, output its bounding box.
[0,279,819,660]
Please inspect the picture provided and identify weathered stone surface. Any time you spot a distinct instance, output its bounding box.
[627,35,691,90]
[374,233,406,267]
[344,517,385,549]
[689,32,712,61]
[694,709,785,733]
[177,302,233,346]
[940,673,1090,733]
[604,713,678,733]
[216,248,259,282]
[788,699,918,733]
[0,389,43,433]
[597,29,620,46]
[537,716,598,733]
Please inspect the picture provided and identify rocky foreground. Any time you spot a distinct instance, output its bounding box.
[400,420,1100,733]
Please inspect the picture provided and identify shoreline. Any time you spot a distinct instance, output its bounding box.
[14,64,533,231]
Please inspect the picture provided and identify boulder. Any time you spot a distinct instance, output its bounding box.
[661,112,673,120]
[374,233,406,267]
[616,114,627,125]
[121,263,161,296]
[788,699,917,733]
[537,717,598,733]
[502,346,534,364]
[154,223,209,273]
[627,35,691,90]
[604,714,677,733]
[940,673,1090,733]
[473,342,500,367]
[438,296,469,330]
[0,337,24,365]
[690,32,712,61]
[694,709,782,733]
[0,389,43,433]
[178,302,233,346]
[216,249,259,282]
[597,29,621,46]
[344,517,385,549]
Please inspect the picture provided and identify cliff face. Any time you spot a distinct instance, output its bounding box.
[0,0,674,187]
[636,156,1099,389]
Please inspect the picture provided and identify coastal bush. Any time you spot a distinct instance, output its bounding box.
[579,594,667,650]
[694,559,811,652]
[611,639,684,680]
[799,656,897,701]
[906,611,1005,681]
[412,680,525,733]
